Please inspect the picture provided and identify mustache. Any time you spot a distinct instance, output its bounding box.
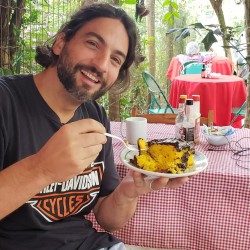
[74,64,104,82]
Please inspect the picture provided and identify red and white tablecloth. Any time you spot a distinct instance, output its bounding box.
[87,122,250,250]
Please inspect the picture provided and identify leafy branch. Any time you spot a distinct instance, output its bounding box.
[166,23,250,79]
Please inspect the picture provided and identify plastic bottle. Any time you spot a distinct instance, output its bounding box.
[175,95,187,140]
[201,63,206,78]
[206,62,212,77]
[179,95,188,110]
[183,99,195,142]
[192,95,201,144]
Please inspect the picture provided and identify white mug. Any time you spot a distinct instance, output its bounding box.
[120,117,147,145]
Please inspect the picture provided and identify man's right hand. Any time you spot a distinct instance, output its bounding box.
[34,118,107,183]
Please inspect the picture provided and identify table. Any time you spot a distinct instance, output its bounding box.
[169,74,247,127]
[87,122,250,250]
[211,56,233,75]
[166,56,233,81]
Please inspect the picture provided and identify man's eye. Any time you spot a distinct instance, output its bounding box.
[112,57,122,65]
[87,41,98,48]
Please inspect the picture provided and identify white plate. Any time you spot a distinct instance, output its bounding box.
[120,148,208,178]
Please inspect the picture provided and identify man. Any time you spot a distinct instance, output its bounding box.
[0,3,189,249]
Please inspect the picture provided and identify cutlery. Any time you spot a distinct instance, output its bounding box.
[104,132,140,151]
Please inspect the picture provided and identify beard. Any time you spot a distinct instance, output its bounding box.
[56,48,110,102]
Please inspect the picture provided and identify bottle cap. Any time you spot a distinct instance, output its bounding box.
[180,94,187,99]
[186,99,193,105]
[192,95,200,101]
[179,97,186,103]
[179,95,187,103]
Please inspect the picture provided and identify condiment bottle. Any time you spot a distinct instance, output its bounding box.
[175,95,187,140]
[183,99,195,142]
[192,95,201,144]
[206,62,212,77]
[201,63,206,78]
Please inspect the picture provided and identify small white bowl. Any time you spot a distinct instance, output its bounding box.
[202,126,235,146]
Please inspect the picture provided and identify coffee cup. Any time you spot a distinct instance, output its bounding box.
[120,117,147,145]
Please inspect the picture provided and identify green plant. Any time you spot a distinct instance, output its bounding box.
[166,23,250,80]
[0,68,13,76]
[166,22,221,51]
[119,61,149,120]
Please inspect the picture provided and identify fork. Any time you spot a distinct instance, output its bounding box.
[104,132,139,151]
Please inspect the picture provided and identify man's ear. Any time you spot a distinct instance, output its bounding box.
[52,33,66,55]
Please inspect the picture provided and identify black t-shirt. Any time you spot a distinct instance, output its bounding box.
[0,75,121,250]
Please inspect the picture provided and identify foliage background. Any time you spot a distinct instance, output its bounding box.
[0,0,245,120]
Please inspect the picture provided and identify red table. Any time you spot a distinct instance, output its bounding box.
[87,122,250,250]
[211,56,233,75]
[166,57,182,81]
[169,74,247,127]
[166,56,233,81]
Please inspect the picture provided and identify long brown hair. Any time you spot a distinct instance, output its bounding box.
[35,2,138,93]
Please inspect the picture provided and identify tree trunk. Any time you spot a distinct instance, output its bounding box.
[0,0,13,69]
[147,0,155,75]
[165,3,174,97]
[0,0,26,72]
[243,0,250,128]
[209,0,231,59]
[146,0,155,108]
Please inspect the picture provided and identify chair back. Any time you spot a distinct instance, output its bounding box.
[230,101,247,126]
[132,106,214,126]
[181,62,203,75]
[237,63,249,81]
[142,71,176,114]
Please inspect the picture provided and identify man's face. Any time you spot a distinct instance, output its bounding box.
[54,17,129,102]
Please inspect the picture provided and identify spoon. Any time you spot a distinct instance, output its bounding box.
[104,132,139,151]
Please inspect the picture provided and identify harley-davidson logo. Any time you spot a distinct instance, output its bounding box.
[27,162,104,222]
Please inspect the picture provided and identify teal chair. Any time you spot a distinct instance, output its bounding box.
[142,71,177,114]
[181,62,203,75]
[230,101,246,126]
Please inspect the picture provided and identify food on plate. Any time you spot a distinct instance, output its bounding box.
[130,138,195,174]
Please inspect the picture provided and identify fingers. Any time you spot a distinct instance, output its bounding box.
[149,176,189,191]
[35,119,108,183]
[132,171,146,189]
[79,144,103,161]
[131,171,189,193]
[60,119,107,148]
[66,118,106,135]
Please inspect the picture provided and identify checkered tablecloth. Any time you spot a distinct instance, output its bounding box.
[88,122,250,250]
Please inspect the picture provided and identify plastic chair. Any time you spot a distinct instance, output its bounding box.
[178,61,194,75]
[181,62,203,75]
[237,63,249,83]
[230,101,247,126]
[142,71,176,114]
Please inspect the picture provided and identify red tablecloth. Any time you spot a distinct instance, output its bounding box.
[169,74,247,127]
[166,57,182,81]
[211,56,233,75]
[87,122,250,250]
[166,56,233,81]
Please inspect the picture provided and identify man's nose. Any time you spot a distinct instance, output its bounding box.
[92,51,109,73]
